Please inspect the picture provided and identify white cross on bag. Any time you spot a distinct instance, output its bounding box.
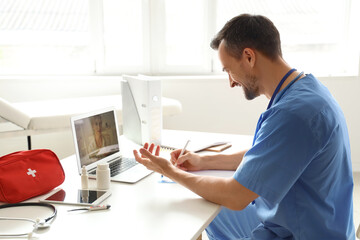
[27,168,37,177]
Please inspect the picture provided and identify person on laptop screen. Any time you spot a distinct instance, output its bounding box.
[88,115,109,152]
[75,113,119,166]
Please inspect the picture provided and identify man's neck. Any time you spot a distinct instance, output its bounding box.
[257,57,294,99]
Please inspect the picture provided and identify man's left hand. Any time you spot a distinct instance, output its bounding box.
[133,143,173,177]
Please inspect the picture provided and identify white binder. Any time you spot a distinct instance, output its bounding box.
[121,75,162,145]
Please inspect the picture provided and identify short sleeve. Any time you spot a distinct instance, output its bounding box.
[234,109,317,204]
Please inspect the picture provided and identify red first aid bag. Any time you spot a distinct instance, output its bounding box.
[0,149,65,203]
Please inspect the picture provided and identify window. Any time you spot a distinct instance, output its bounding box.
[101,0,147,74]
[150,0,211,74]
[0,0,92,74]
[213,0,360,77]
[0,0,359,77]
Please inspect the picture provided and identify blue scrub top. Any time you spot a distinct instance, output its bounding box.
[234,74,355,239]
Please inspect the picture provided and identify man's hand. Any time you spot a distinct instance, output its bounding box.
[170,149,203,171]
[142,142,160,157]
[133,143,173,176]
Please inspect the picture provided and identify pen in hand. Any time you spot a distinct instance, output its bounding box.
[175,140,190,167]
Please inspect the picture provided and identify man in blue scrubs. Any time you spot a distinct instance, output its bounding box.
[133,14,355,239]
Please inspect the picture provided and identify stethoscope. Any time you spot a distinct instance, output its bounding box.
[0,202,57,238]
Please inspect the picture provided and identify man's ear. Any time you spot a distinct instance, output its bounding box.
[243,48,256,67]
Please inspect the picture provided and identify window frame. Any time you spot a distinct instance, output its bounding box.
[0,0,359,77]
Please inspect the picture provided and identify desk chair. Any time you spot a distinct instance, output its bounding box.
[0,95,182,150]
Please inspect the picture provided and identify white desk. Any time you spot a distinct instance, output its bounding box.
[0,130,253,240]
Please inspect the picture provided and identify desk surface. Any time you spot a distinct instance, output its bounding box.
[0,130,253,240]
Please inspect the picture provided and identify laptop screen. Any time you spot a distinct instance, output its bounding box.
[73,110,120,168]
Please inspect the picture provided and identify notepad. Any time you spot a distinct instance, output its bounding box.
[204,143,232,152]
[160,141,230,153]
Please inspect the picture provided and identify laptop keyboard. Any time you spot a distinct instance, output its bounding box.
[91,157,138,177]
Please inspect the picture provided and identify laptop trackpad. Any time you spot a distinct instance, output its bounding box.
[113,164,152,183]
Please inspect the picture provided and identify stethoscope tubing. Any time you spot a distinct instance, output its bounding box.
[0,202,57,237]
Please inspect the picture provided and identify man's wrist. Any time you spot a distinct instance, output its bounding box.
[166,164,184,182]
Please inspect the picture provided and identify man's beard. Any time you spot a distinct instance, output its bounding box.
[243,74,259,100]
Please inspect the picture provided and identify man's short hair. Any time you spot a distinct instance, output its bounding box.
[211,14,282,60]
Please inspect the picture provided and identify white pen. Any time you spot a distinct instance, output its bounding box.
[175,140,190,167]
[67,204,111,212]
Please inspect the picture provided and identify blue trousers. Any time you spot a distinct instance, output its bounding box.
[206,204,260,240]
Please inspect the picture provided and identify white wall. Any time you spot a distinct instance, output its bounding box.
[0,75,359,171]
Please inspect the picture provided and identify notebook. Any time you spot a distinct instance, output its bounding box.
[70,107,152,183]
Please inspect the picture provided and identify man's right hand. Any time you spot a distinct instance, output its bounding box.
[170,149,203,171]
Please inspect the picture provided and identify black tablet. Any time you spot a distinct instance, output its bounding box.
[40,188,111,206]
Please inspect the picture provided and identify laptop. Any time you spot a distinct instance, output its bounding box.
[70,107,152,183]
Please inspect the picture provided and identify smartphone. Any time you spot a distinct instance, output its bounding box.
[40,188,111,206]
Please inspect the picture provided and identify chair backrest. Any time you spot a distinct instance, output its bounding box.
[0,97,31,129]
